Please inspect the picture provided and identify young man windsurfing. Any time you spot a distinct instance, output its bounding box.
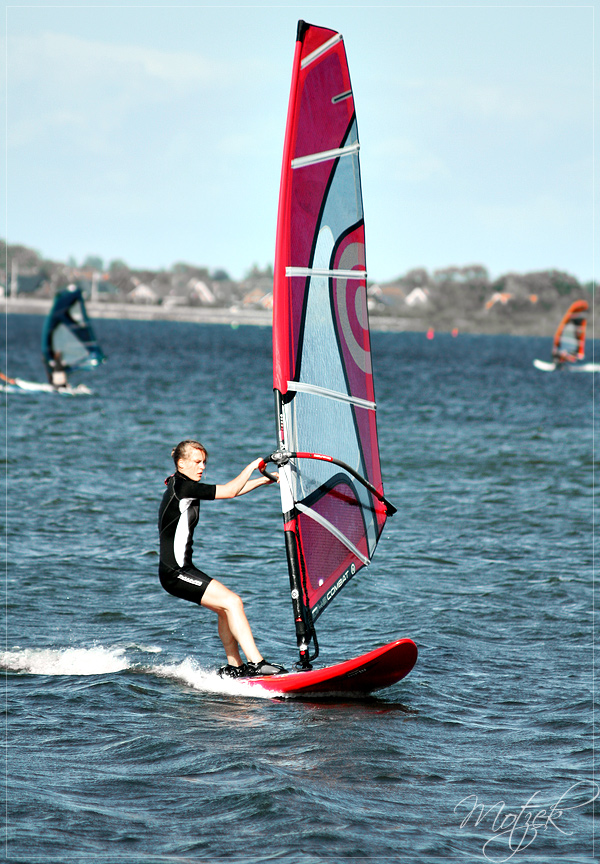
[158,439,286,678]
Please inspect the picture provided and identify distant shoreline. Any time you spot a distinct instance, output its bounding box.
[0,297,562,337]
[1,297,432,334]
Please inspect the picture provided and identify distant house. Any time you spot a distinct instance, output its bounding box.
[366,284,385,312]
[485,292,513,310]
[377,285,406,307]
[128,282,158,304]
[76,275,120,300]
[243,287,273,309]
[11,272,47,295]
[405,287,429,307]
[188,278,216,305]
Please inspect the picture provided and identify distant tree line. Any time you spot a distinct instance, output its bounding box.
[1,240,596,334]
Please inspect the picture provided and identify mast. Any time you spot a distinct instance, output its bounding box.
[274,388,317,668]
[271,21,319,668]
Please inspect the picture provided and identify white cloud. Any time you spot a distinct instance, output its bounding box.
[9,31,229,90]
[7,30,281,157]
[6,31,241,156]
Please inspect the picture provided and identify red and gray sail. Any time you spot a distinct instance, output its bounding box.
[266,21,393,665]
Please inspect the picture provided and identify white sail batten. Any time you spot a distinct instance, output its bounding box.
[300,33,342,69]
[291,142,360,170]
[285,266,366,280]
[295,502,370,567]
[287,381,376,411]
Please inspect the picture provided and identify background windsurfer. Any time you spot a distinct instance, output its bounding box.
[158,440,287,678]
[552,315,586,366]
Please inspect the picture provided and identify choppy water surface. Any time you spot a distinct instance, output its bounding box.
[2,315,597,863]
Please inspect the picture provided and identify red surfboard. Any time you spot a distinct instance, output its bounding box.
[244,639,417,696]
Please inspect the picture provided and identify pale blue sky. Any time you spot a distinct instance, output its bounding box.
[3,1,596,283]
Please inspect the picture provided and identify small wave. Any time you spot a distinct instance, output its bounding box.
[1,646,131,676]
[126,644,163,654]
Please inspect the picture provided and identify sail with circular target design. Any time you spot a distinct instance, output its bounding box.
[268,21,393,667]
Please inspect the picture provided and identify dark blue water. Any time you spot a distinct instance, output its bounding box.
[2,315,597,863]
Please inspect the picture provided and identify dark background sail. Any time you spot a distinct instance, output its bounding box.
[41,288,106,370]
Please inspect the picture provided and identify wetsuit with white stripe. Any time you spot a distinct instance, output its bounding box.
[158,471,217,604]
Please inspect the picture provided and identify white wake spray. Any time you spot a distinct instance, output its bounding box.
[1,646,132,675]
[1,646,276,697]
[153,656,276,699]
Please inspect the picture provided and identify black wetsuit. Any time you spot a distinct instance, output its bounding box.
[158,472,217,605]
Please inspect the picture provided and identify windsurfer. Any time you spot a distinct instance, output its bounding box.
[47,351,68,390]
[158,439,287,678]
[552,315,586,366]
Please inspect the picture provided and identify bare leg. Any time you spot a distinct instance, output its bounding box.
[201,579,263,666]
